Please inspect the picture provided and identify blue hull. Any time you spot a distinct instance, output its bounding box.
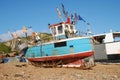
[25,37,94,61]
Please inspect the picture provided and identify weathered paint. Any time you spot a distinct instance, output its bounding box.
[25,37,94,61]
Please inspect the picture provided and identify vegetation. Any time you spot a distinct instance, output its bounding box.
[0,43,11,53]
[0,33,53,54]
[40,33,53,41]
[0,32,52,54]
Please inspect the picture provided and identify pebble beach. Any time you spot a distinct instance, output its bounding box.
[0,62,120,80]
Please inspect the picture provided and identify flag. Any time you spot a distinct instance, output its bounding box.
[13,33,18,39]
[78,15,86,22]
[71,14,73,20]
[65,11,69,17]
[22,26,27,33]
[61,3,65,15]
[31,32,35,39]
[8,30,14,38]
[87,22,90,25]
[22,26,27,37]
[74,13,79,22]
[56,7,62,19]
[61,3,69,18]
[28,26,32,28]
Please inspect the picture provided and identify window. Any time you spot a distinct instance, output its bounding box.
[54,41,67,48]
[70,25,73,29]
[51,27,56,35]
[114,36,120,42]
[58,25,63,34]
[65,25,68,28]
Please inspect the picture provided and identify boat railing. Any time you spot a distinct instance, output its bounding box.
[40,33,88,44]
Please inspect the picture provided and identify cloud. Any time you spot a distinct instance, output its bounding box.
[0,28,33,42]
[0,33,12,42]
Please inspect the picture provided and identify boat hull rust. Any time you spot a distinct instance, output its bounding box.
[27,51,94,62]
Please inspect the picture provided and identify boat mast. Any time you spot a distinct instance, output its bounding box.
[87,23,92,36]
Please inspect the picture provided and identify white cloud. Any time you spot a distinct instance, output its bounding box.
[0,28,33,42]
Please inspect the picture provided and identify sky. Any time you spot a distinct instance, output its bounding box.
[0,0,120,42]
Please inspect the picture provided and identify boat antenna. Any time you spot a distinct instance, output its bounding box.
[86,22,92,36]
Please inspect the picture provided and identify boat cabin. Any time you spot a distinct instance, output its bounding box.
[49,17,76,40]
[93,32,120,44]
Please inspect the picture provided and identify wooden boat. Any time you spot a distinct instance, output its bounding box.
[25,17,95,68]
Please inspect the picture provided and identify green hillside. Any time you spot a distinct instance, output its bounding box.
[0,32,52,54]
[0,43,11,53]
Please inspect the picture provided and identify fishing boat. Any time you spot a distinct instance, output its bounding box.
[93,31,120,61]
[24,17,95,68]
